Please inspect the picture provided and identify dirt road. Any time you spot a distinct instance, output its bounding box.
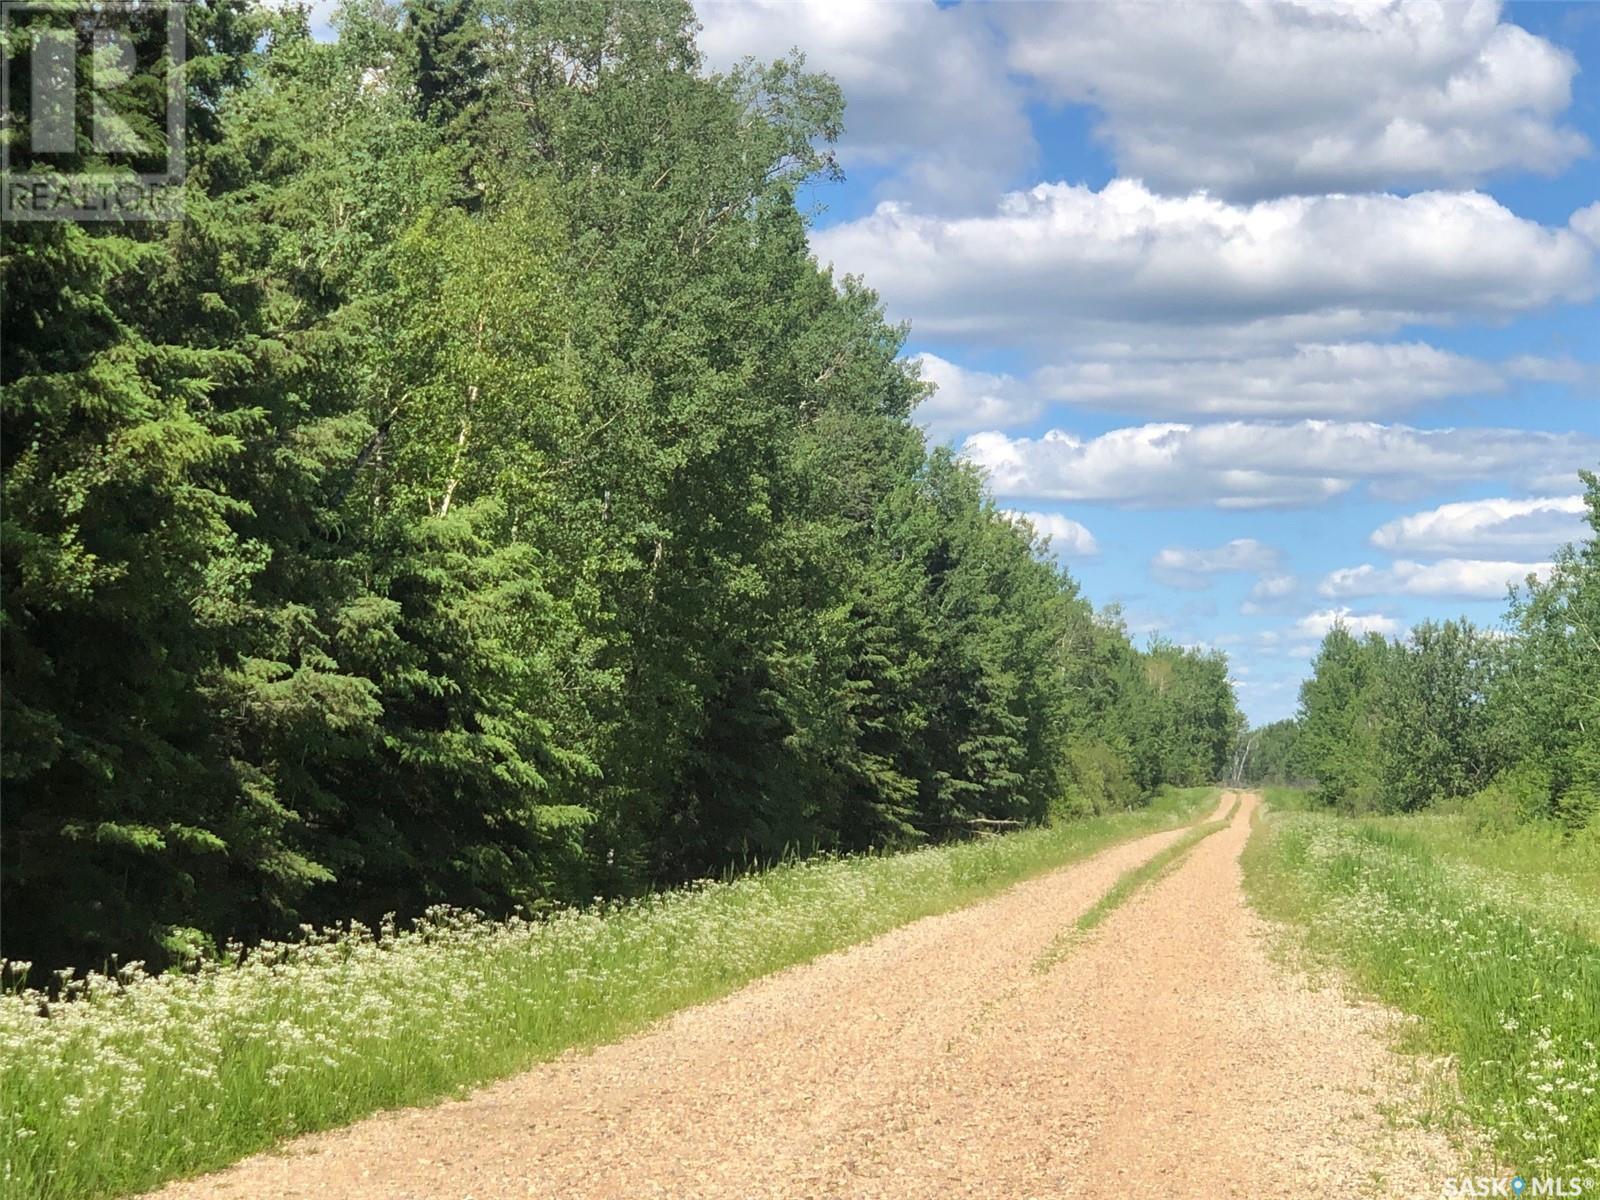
[153,792,1460,1199]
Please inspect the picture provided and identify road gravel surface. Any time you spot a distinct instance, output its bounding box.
[151,792,1461,1199]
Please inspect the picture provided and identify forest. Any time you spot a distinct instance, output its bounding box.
[1251,469,1599,829]
[0,0,1243,976]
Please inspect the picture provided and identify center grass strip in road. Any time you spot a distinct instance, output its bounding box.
[139,788,1459,1200]
[1033,795,1241,973]
[3,787,1220,1200]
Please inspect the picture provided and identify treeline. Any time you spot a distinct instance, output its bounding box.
[1271,471,1598,826]
[0,0,1241,972]
[1233,718,1303,787]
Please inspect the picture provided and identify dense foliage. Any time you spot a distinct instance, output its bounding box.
[0,0,1242,973]
[1232,717,1302,786]
[1287,470,1600,827]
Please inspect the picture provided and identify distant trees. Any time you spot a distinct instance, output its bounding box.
[0,0,1241,973]
[1288,470,1599,826]
[1235,718,1302,786]
[1055,624,1241,814]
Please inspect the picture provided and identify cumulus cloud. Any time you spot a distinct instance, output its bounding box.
[911,341,1573,436]
[1503,355,1597,385]
[696,0,1032,208]
[1231,669,1307,722]
[1370,495,1588,556]
[1250,574,1298,601]
[1152,539,1281,589]
[1033,341,1504,418]
[1320,558,1552,599]
[1295,608,1401,638]
[1241,573,1301,614]
[1568,201,1600,247]
[1004,510,1099,558]
[960,421,1599,508]
[811,182,1596,350]
[912,353,1040,440]
[920,342,1506,430]
[999,0,1588,199]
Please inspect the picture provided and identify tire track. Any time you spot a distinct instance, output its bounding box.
[149,792,1460,1199]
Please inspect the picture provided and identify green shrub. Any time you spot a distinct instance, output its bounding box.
[1055,740,1141,818]
[1555,783,1600,831]
[1456,762,1558,833]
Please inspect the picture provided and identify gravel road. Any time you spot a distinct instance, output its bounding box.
[150,792,1461,1199]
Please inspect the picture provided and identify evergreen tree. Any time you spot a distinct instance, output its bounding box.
[1,0,1247,973]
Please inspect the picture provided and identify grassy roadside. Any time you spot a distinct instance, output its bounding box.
[2,785,1217,1200]
[1258,784,1318,812]
[1360,811,1600,943]
[1243,804,1600,1178]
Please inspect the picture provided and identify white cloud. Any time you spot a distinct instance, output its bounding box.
[909,342,1568,439]
[912,353,1039,441]
[696,0,1031,208]
[1250,574,1298,601]
[1295,608,1401,638]
[1004,510,1099,558]
[929,342,1500,428]
[1503,355,1596,385]
[1033,341,1501,418]
[1152,538,1280,589]
[960,421,1599,508]
[1370,495,1588,556]
[1570,202,1600,247]
[1241,573,1301,614]
[1219,628,1322,658]
[1320,558,1552,599]
[999,0,1588,199]
[811,182,1596,350]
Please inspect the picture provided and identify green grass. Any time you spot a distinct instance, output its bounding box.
[2,786,1217,1200]
[1259,783,1318,812]
[1359,810,1600,942]
[1244,808,1600,1178]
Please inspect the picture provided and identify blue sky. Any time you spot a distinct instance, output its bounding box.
[698,0,1600,724]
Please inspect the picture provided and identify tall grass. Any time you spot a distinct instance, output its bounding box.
[1363,810,1600,942]
[1259,783,1318,812]
[1245,810,1600,1177]
[2,786,1215,1200]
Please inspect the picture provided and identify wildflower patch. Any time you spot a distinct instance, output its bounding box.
[1246,812,1600,1179]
